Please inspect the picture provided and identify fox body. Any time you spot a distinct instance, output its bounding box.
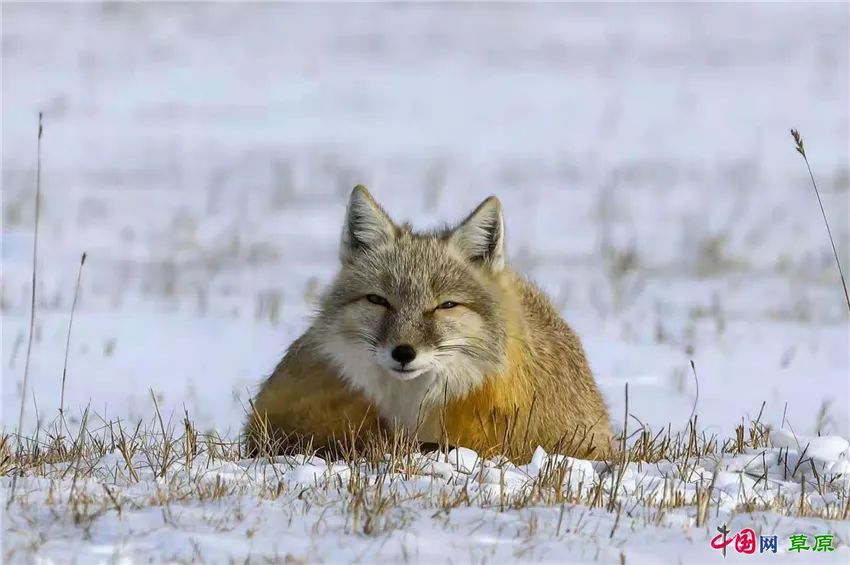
[245,186,612,461]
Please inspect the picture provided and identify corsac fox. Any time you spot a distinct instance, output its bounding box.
[245,186,612,461]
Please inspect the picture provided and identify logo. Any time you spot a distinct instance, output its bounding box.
[710,525,834,556]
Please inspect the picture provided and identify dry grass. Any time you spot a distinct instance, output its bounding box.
[790,129,850,314]
[4,401,847,541]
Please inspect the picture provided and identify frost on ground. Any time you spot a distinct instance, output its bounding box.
[2,2,849,563]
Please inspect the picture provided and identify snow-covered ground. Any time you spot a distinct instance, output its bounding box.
[5,435,850,563]
[2,3,849,563]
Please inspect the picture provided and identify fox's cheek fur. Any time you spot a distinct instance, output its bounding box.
[336,303,384,348]
[432,308,482,347]
[430,310,490,361]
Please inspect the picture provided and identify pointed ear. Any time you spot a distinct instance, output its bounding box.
[341,185,395,260]
[449,196,505,272]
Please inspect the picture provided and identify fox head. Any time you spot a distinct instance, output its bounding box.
[314,185,512,410]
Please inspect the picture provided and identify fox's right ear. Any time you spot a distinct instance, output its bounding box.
[450,196,505,272]
[341,185,395,260]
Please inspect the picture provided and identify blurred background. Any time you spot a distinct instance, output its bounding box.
[2,3,848,439]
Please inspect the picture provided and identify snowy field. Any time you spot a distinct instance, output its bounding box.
[2,2,849,563]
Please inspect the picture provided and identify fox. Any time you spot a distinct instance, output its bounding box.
[244,185,613,461]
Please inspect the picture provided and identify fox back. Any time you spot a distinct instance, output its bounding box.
[245,186,612,460]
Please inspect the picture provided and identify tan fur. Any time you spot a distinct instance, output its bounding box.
[244,336,382,455]
[245,187,612,462]
[435,273,612,460]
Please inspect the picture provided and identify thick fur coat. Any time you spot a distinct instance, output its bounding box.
[245,186,612,461]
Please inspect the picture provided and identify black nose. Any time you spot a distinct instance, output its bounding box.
[391,344,417,365]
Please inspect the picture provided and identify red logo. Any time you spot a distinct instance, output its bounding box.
[711,525,757,557]
[735,529,756,555]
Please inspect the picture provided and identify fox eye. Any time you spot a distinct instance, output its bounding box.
[366,294,390,307]
[437,301,458,310]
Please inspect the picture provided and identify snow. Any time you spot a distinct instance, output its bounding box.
[2,2,849,563]
[4,443,850,563]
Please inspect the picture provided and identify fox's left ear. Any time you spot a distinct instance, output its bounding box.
[341,185,396,261]
[450,196,505,272]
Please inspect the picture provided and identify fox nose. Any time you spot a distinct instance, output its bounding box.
[391,344,417,365]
